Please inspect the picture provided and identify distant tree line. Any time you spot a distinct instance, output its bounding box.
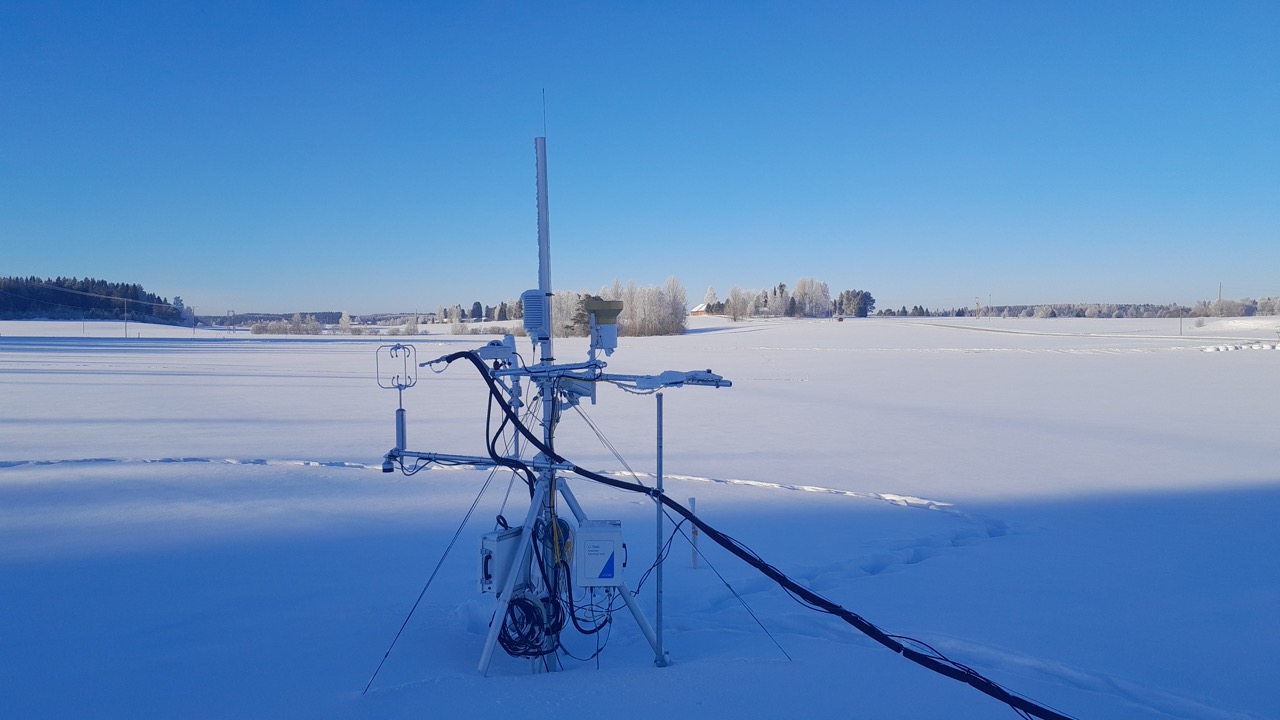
[212,311,440,336]
[877,297,1280,319]
[0,276,191,325]
[437,278,690,337]
[703,279,876,321]
[435,299,523,325]
[239,311,435,336]
[580,277,689,336]
[877,303,1193,318]
[1188,297,1280,317]
[439,277,876,331]
[248,313,324,335]
[215,311,344,327]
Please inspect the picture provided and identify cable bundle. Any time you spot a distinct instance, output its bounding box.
[497,594,560,658]
[441,349,1076,720]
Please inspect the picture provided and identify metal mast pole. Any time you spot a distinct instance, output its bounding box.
[481,136,562,674]
[534,136,561,668]
[655,392,668,666]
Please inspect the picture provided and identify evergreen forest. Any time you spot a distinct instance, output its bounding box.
[0,276,190,325]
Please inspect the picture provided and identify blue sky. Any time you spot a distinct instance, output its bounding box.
[3,1,1276,316]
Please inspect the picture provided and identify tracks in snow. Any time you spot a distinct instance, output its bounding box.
[600,469,959,513]
[12,456,1229,717]
[1,456,958,516]
[928,638,1263,720]
[4,456,996,582]
[0,456,377,470]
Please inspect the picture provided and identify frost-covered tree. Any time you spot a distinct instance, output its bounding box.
[725,286,751,321]
[793,277,831,318]
[752,290,769,316]
[551,291,588,336]
[590,277,687,336]
[769,283,790,318]
[172,296,196,324]
[856,291,875,317]
[338,311,352,334]
[703,286,717,307]
[665,276,688,334]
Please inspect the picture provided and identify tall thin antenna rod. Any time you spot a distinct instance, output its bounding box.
[541,88,547,137]
[534,136,553,362]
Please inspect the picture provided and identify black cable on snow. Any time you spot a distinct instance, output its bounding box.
[436,350,1077,720]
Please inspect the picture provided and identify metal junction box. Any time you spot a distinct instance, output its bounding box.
[479,527,524,594]
[574,519,625,587]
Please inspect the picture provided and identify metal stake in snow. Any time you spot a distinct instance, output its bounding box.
[375,136,730,678]
[654,391,668,667]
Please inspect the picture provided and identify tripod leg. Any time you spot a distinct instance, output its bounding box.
[556,481,588,523]
[619,580,663,663]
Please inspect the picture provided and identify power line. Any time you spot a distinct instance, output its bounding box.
[12,280,175,308]
[0,287,103,312]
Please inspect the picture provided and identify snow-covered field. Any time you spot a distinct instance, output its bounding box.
[2,316,1277,719]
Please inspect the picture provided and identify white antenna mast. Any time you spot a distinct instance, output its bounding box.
[534,136,553,363]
